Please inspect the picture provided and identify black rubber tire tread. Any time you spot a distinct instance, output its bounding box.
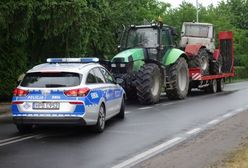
[126,88,137,101]
[166,57,189,100]
[117,98,125,119]
[198,48,210,75]
[187,81,192,96]
[136,63,162,105]
[217,78,225,92]
[206,80,217,93]
[211,55,223,75]
[188,56,201,68]
[16,124,33,134]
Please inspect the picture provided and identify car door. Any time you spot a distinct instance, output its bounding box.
[99,67,123,115]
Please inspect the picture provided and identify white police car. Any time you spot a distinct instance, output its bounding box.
[12,58,125,133]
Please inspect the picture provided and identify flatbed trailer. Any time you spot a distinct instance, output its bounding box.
[187,31,234,92]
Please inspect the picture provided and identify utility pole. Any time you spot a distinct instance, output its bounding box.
[196,0,199,22]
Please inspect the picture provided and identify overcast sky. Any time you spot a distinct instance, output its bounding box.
[159,0,223,8]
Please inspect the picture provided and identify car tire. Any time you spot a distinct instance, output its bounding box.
[92,104,106,133]
[117,97,125,119]
[16,124,33,134]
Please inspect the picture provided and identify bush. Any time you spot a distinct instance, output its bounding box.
[240,55,248,70]
[234,66,248,80]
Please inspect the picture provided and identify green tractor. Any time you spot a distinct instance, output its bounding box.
[111,22,189,104]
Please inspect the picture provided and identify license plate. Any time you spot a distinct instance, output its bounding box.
[33,102,60,110]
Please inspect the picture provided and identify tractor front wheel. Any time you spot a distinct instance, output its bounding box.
[136,63,162,104]
[166,57,189,100]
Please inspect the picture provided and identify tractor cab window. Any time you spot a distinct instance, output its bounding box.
[184,24,209,38]
[162,28,172,47]
[126,28,158,48]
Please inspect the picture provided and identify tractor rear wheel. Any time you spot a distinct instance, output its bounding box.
[136,63,162,104]
[166,57,189,100]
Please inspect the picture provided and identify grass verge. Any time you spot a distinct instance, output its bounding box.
[213,137,248,168]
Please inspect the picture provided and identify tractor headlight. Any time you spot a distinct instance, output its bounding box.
[120,64,126,68]
[111,64,117,68]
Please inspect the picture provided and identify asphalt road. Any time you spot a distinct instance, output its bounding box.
[0,81,248,168]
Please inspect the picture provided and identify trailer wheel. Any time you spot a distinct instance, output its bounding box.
[206,80,217,93]
[136,63,162,104]
[199,48,210,75]
[217,78,225,92]
[166,57,189,100]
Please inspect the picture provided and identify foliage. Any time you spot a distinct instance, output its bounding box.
[0,0,248,99]
[233,66,248,80]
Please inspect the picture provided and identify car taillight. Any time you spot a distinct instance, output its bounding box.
[64,88,90,97]
[13,88,29,97]
[12,101,24,104]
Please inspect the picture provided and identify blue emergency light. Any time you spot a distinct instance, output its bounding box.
[47,58,99,63]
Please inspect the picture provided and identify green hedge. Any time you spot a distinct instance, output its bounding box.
[234,66,248,80]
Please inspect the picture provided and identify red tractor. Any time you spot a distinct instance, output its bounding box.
[179,22,234,93]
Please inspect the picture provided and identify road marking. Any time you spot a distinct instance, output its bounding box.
[0,135,38,147]
[222,112,234,118]
[139,107,152,110]
[0,135,26,144]
[207,119,220,125]
[112,137,182,168]
[186,128,202,135]
[235,108,244,113]
[125,111,131,114]
[162,102,176,106]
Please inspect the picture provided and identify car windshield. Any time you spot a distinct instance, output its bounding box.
[184,24,209,38]
[20,72,81,88]
[125,28,158,48]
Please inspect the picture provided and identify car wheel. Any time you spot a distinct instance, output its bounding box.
[92,104,106,133]
[117,97,125,119]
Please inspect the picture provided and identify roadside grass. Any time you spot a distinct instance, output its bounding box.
[225,78,248,84]
[212,137,248,168]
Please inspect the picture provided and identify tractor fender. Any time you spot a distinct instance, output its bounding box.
[185,44,205,57]
[213,49,220,60]
[163,48,188,66]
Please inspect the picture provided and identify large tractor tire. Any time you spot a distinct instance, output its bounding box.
[136,63,162,104]
[211,55,223,75]
[199,48,210,75]
[166,57,189,100]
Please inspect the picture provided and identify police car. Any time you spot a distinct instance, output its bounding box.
[12,58,125,133]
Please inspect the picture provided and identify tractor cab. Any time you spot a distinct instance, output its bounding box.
[119,24,176,62]
[179,22,215,53]
[111,22,189,104]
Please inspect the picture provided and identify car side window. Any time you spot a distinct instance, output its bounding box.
[86,70,98,84]
[100,67,115,84]
[93,68,106,83]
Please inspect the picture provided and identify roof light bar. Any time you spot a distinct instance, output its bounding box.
[47,58,99,63]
